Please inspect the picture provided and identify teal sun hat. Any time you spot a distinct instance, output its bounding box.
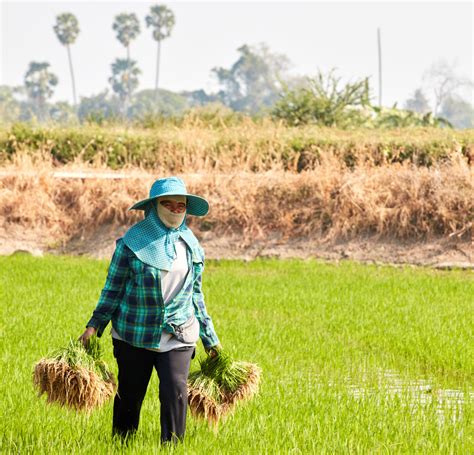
[129,176,209,216]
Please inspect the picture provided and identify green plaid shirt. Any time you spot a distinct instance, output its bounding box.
[87,238,219,349]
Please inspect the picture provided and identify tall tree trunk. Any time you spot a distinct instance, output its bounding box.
[66,44,77,106]
[125,46,131,118]
[377,27,382,108]
[38,96,46,122]
[154,39,161,105]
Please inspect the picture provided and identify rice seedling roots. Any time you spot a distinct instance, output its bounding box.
[187,362,262,426]
[33,359,116,412]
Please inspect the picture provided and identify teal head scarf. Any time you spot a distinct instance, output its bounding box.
[123,202,200,271]
[123,177,209,271]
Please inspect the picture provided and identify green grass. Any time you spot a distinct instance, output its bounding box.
[0,254,472,454]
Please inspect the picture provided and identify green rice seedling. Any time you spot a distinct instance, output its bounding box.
[197,351,261,396]
[187,350,261,425]
[33,336,116,412]
[2,255,472,453]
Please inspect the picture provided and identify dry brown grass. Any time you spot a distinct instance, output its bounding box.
[1,123,473,171]
[1,150,471,245]
[33,359,116,412]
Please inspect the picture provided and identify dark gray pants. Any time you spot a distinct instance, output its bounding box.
[112,338,194,443]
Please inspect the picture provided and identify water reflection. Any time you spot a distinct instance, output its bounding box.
[346,369,473,425]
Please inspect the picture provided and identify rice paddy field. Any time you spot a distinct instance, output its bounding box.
[0,254,472,454]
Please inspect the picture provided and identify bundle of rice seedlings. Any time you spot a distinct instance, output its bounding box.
[187,374,224,425]
[187,350,261,425]
[33,336,116,412]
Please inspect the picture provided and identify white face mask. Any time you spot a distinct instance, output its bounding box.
[156,196,186,229]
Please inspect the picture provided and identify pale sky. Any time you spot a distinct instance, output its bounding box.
[1,0,472,108]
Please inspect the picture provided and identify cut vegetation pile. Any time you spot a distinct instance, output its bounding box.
[188,351,261,426]
[33,337,116,412]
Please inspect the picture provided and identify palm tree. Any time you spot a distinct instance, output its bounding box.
[109,58,141,117]
[145,5,175,101]
[24,62,58,120]
[53,13,80,106]
[112,13,140,114]
[113,13,140,62]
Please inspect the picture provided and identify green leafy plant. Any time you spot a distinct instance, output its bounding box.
[371,105,452,128]
[272,69,371,127]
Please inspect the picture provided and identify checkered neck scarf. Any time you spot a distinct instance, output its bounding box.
[122,203,199,271]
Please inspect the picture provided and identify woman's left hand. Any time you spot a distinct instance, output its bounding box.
[205,344,222,358]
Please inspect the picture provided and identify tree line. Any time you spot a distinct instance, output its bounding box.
[22,5,174,120]
[1,4,472,128]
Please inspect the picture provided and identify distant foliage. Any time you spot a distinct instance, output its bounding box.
[109,59,141,115]
[112,13,140,49]
[272,70,453,129]
[112,13,141,116]
[439,96,474,129]
[145,5,175,42]
[23,62,58,121]
[0,86,22,122]
[212,43,290,114]
[77,90,121,122]
[49,102,78,124]
[128,89,188,118]
[404,88,431,114]
[53,13,80,45]
[272,70,371,127]
[371,107,452,129]
[423,60,473,116]
[1,37,472,129]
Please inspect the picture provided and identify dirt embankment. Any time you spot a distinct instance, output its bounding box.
[1,155,472,268]
[1,222,472,269]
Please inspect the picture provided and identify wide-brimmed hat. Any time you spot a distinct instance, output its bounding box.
[129,176,209,216]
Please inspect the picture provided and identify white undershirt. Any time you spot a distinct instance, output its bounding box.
[112,239,197,352]
[161,240,189,304]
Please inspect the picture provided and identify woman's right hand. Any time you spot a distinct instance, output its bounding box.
[79,326,97,345]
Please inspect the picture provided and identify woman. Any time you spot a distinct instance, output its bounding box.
[79,176,221,444]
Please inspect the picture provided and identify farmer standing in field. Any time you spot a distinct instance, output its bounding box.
[79,176,221,444]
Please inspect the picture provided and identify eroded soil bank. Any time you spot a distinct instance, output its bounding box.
[2,224,472,269]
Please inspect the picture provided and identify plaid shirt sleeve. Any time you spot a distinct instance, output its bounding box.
[86,238,129,336]
[192,254,220,349]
